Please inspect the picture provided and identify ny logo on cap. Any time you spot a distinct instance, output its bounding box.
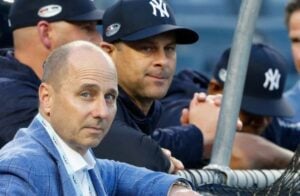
[149,0,169,18]
[263,68,281,91]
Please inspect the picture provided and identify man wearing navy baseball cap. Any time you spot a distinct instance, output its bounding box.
[208,43,294,135]
[95,0,265,171]
[207,44,300,168]
[157,42,297,169]
[96,0,296,170]
[207,44,300,158]
[0,0,103,148]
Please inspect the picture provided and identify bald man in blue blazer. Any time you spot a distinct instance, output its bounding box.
[0,41,197,195]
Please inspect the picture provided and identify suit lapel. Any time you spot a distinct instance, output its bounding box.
[28,117,77,195]
[57,163,78,196]
[89,163,108,195]
[27,116,110,195]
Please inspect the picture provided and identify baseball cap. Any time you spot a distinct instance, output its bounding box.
[103,0,199,44]
[213,43,294,117]
[8,0,104,31]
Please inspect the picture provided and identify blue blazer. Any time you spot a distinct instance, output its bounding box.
[0,116,181,195]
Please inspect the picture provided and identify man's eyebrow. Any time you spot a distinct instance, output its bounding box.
[79,84,100,90]
[107,88,119,96]
[79,84,118,94]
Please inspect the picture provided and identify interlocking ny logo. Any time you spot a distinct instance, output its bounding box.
[263,68,281,91]
[149,0,169,18]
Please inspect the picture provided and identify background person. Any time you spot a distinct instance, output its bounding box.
[0,0,103,145]
[207,43,294,135]
[159,43,297,169]
[207,43,300,168]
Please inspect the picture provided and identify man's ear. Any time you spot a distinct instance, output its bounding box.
[207,79,224,95]
[37,21,52,49]
[100,42,115,56]
[39,83,53,116]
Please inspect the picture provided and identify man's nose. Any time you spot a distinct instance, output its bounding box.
[154,49,169,67]
[91,98,109,119]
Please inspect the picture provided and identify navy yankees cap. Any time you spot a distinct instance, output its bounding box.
[8,0,103,31]
[103,0,199,44]
[213,43,294,117]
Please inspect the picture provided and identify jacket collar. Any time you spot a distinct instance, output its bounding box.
[26,116,77,195]
[117,87,162,134]
[25,115,106,195]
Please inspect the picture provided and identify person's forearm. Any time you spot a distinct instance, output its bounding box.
[231,133,294,169]
[257,139,293,169]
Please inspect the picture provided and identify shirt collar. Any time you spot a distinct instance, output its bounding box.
[56,133,96,172]
[39,114,96,173]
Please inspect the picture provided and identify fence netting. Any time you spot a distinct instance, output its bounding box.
[177,144,300,196]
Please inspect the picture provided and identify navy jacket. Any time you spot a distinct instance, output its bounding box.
[0,49,40,148]
[158,69,209,128]
[159,69,300,152]
[94,87,204,169]
[262,119,300,152]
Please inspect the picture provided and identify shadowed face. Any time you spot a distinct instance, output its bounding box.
[239,110,272,135]
[208,78,272,135]
[43,48,118,155]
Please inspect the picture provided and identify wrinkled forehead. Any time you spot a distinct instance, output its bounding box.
[68,47,115,69]
[64,49,118,87]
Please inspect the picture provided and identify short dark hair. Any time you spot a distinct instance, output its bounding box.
[285,0,300,27]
